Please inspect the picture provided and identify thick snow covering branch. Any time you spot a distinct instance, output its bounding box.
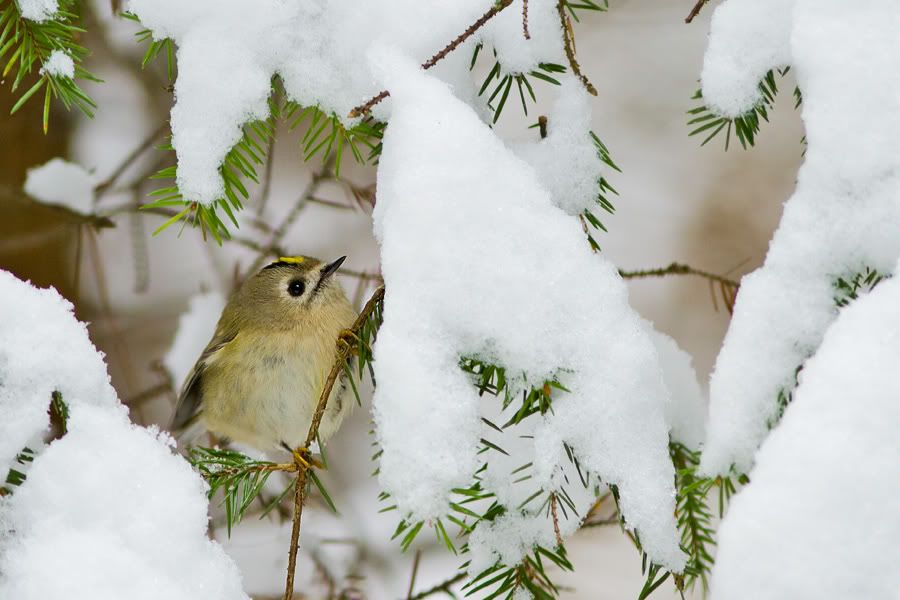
[369,48,685,571]
[512,78,607,216]
[701,0,900,475]
[709,260,900,600]
[699,0,792,118]
[127,0,491,205]
[16,0,58,23]
[127,0,574,207]
[0,270,115,473]
[0,271,247,599]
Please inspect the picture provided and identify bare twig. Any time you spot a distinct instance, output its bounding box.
[538,115,548,140]
[124,382,171,407]
[348,0,515,117]
[685,0,710,23]
[522,0,531,39]
[283,286,386,600]
[556,0,597,96]
[618,262,740,289]
[406,550,422,599]
[550,494,563,546]
[94,121,169,198]
[581,516,620,528]
[245,157,337,276]
[408,572,467,600]
[257,134,277,217]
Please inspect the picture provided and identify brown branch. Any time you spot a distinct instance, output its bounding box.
[245,156,336,276]
[522,0,531,39]
[124,382,171,407]
[257,134,277,217]
[581,516,620,528]
[348,0,515,117]
[550,494,563,547]
[556,0,597,96]
[685,0,710,23]
[406,550,422,599]
[618,262,740,289]
[283,285,386,600]
[407,572,467,600]
[94,121,169,198]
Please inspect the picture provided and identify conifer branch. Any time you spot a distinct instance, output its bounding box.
[556,0,597,96]
[348,0,515,118]
[283,285,386,600]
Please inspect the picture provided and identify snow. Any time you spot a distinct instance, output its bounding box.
[23,158,96,216]
[482,0,565,75]
[699,0,792,118]
[163,291,227,391]
[40,49,74,79]
[700,0,900,475]
[127,0,583,207]
[0,406,248,600]
[16,0,57,22]
[127,0,490,205]
[709,259,900,600]
[0,270,116,475]
[648,326,706,449]
[0,272,248,599]
[512,77,608,216]
[368,47,685,571]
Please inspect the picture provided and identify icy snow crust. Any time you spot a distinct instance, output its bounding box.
[710,261,900,599]
[370,49,685,571]
[0,272,247,599]
[700,0,900,475]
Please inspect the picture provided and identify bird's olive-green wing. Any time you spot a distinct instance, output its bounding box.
[170,328,237,432]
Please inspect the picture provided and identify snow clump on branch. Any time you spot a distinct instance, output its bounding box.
[368,47,689,572]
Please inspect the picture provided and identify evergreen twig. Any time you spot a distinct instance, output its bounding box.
[556,0,597,96]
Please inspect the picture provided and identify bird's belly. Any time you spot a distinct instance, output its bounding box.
[202,336,334,452]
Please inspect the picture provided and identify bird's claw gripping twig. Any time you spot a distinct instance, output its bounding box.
[291,446,325,470]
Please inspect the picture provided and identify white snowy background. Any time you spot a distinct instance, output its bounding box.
[1,0,849,598]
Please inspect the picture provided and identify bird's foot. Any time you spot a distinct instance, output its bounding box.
[291,446,325,470]
[338,328,360,355]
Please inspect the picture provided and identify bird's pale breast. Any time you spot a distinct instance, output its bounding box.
[200,326,351,451]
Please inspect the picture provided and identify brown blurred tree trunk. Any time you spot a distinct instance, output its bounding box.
[0,85,78,304]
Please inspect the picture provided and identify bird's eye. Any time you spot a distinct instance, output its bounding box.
[288,280,305,297]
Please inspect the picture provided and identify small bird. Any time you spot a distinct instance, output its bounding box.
[171,255,357,464]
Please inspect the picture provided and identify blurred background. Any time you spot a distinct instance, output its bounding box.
[0,0,804,597]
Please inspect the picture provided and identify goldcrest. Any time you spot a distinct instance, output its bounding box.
[170,255,357,457]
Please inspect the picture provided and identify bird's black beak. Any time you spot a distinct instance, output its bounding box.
[320,256,346,280]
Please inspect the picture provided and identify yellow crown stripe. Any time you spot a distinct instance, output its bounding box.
[277,256,306,264]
